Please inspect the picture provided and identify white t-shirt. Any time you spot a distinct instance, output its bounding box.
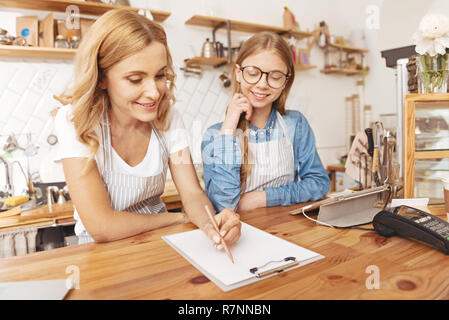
[53,104,189,176]
[54,105,189,238]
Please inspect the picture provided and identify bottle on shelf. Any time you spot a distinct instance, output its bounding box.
[54,35,69,48]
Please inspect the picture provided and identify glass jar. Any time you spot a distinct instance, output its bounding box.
[70,36,80,49]
[55,35,69,49]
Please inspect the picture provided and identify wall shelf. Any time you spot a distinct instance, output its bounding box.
[0,1,171,59]
[320,67,369,75]
[186,56,228,67]
[0,0,171,22]
[324,43,368,54]
[0,45,76,59]
[185,14,313,40]
[186,57,318,71]
[184,14,315,68]
[296,64,317,71]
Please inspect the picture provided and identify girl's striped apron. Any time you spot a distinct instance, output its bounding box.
[244,111,295,193]
[77,111,168,244]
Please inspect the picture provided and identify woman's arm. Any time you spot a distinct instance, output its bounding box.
[169,147,241,247]
[62,157,187,242]
[263,113,330,207]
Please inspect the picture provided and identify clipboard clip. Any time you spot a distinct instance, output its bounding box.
[249,256,299,279]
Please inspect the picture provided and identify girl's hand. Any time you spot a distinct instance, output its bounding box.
[220,93,252,135]
[202,208,241,249]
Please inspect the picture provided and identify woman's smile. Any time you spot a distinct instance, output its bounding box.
[135,101,158,111]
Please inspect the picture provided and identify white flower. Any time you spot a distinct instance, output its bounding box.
[413,14,449,56]
[419,14,449,38]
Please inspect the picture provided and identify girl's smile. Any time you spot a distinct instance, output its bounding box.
[236,50,288,111]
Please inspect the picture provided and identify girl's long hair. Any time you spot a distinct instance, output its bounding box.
[231,31,295,189]
[57,9,176,169]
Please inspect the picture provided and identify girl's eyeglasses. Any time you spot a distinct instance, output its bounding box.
[240,66,290,89]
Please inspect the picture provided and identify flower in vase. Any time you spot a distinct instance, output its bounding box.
[413,14,449,56]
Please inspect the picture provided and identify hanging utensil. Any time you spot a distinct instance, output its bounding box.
[3,134,23,153]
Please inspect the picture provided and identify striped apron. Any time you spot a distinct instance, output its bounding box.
[244,111,295,193]
[77,111,168,244]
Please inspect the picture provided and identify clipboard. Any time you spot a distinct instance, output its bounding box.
[289,185,388,227]
[162,223,324,292]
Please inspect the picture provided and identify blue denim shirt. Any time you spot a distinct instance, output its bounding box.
[201,108,330,212]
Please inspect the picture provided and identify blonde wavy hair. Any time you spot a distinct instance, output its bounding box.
[57,9,176,168]
[231,32,295,188]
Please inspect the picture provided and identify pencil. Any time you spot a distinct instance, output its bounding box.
[204,205,234,264]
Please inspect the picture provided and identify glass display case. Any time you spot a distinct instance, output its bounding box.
[404,94,449,205]
[414,159,449,203]
[414,102,449,151]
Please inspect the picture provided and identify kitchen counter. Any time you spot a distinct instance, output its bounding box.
[0,201,75,232]
[0,202,447,299]
[0,181,185,232]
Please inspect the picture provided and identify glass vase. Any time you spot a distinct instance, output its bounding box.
[417,53,449,94]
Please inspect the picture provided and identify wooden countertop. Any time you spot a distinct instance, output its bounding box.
[0,202,447,299]
[0,201,76,231]
[0,182,186,231]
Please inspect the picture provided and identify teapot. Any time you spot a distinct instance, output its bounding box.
[201,38,216,58]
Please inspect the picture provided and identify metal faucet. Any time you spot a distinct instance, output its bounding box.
[0,156,12,197]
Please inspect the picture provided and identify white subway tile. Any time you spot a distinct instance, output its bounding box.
[186,90,204,116]
[7,62,38,94]
[48,64,74,95]
[214,90,230,117]
[196,71,215,94]
[29,68,57,94]
[182,113,194,131]
[208,73,223,95]
[1,116,26,136]
[0,89,21,119]
[12,90,42,122]
[0,61,17,93]
[173,89,191,114]
[199,91,218,118]
[195,112,207,130]
[182,75,200,95]
[21,117,46,145]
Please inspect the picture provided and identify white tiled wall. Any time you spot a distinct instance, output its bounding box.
[173,68,231,164]
[0,55,232,194]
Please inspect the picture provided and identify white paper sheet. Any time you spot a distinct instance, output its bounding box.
[390,198,429,208]
[0,279,70,300]
[162,223,324,291]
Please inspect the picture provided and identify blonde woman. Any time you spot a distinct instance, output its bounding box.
[201,32,330,212]
[54,9,241,245]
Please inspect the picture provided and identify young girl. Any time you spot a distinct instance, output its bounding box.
[54,9,241,246]
[201,32,330,212]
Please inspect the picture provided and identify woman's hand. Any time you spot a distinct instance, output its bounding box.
[202,208,241,249]
[237,191,267,212]
[220,93,252,135]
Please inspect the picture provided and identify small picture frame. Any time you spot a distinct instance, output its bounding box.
[298,49,310,65]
